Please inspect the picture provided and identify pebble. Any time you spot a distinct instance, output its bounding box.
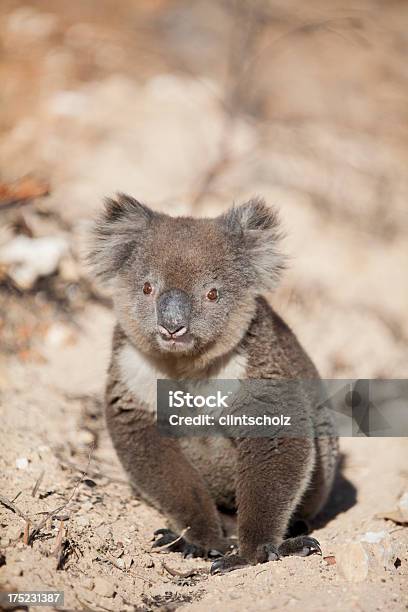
[360,531,397,571]
[45,323,75,348]
[76,515,90,528]
[0,235,68,289]
[93,577,116,598]
[397,492,408,521]
[335,542,369,582]
[15,457,29,470]
[81,577,94,590]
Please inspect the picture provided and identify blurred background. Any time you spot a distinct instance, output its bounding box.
[1,0,407,378]
[1,4,408,609]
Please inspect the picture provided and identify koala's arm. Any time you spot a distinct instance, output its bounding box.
[105,378,226,553]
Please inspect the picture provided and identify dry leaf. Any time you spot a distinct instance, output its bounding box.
[0,176,49,207]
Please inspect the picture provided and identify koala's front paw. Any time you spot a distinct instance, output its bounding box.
[152,528,228,559]
[152,528,204,558]
[211,536,322,574]
[278,535,322,557]
[210,554,249,575]
[255,536,322,561]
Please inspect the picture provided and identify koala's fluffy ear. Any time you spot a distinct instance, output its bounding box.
[88,193,154,282]
[221,197,286,290]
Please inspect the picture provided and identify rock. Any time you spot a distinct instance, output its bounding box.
[335,542,369,582]
[0,235,68,289]
[323,555,336,566]
[123,555,134,570]
[76,429,95,446]
[140,555,155,569]
[360,531,397,571]
[397,492,408,521]
[93,577,116,598]
[15,456,29,470]
[360,530,387,544]
[48,90,88,118]
[6,7,58,41]
[59,256,80,282]
[76,515,90,528]
[81,577,94,590]
[45,323,76,348]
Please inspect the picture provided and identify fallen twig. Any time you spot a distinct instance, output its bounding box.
[23,520,30,545]
[31,470,45,497]
[57,455,127,485]
[161,561,207,578]
[52,520,65,557]
[0,494,30,521]
[28,446,93,545]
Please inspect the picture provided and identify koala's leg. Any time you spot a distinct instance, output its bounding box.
[296,435,339,521]
[106,399,228,557]
[211,437,320,574]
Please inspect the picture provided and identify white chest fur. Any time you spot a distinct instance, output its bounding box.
[117,343,248,413]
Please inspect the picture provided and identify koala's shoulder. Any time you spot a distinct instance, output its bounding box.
[243,297,318,379]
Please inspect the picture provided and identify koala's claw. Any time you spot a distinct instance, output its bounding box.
[210,536,321,575]
[278,535,322,557]
[210,554,249,575]
[152,528,204,558]
[256,543,281,562]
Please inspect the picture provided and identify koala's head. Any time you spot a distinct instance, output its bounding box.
[89,194,284,363]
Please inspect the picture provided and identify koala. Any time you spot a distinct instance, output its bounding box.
[89,193,338,574]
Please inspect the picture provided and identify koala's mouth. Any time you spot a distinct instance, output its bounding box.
[156,331,195,353]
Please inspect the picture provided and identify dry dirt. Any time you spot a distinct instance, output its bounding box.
[1,1,408,611]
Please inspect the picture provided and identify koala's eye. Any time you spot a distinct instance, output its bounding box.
[143,282,153,295]
[206,288,218,302]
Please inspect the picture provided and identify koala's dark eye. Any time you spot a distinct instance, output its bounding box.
[206,288,218,302]
[143,282,153,295]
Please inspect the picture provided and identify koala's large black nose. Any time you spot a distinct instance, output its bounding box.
[157,289,191,337]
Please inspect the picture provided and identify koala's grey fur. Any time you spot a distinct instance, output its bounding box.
[89,193,338,568]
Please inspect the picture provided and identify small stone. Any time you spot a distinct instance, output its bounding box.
[95,524,112,540]
[140,556,154,569]
[77,430,95,446]
[15,457,29,470]
[6,7,58,40]
[360,531,397,571]
[323,555,336,566]
[360,531,387,544]
[93,577,115,598]
[0,235,68,289]
[81,577,94,590]
[45,323,76,348]
[59,256,80,282]
[123,555,133,570]
[76,515,90,528]
[397,492,408,521]
[9,527,23,543]
[335,542,369,582]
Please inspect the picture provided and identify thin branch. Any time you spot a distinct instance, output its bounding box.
[0,494,30,522]
[28,446,93,545]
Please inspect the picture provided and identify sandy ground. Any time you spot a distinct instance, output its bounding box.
[0,305,407,611]
[1,1,408,610]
